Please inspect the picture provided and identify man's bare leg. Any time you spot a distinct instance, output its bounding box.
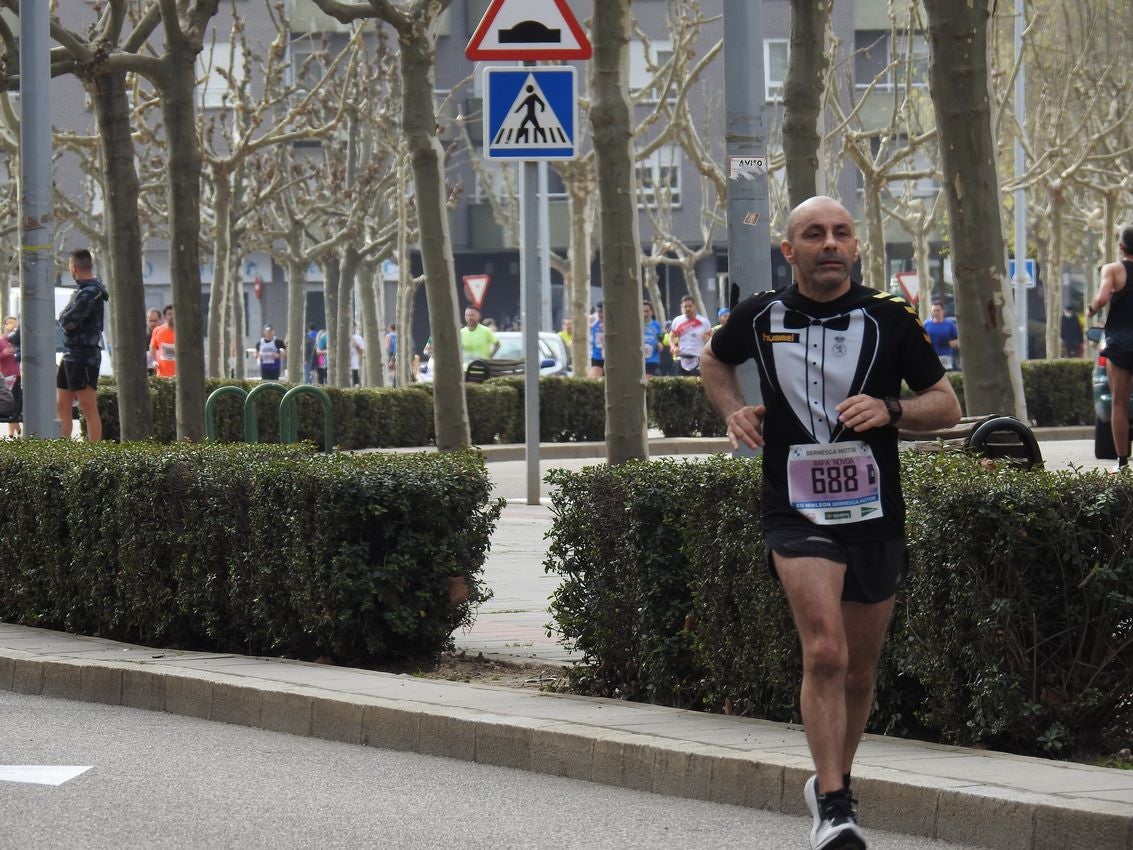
[1107,360,1131,460]
[56,389,75,439]
[774,553,850,795]
[75,387,101,442]
[840,597,896,773]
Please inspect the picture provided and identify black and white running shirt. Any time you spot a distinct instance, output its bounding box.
[709,282,943,541]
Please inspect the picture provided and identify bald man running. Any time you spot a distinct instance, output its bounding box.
[701,196,961,850]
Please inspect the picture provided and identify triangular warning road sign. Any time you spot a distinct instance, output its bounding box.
[467,0,592,61]
[490,74,570,151]
[463,274,491,309]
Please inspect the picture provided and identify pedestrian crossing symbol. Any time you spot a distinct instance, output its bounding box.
[483,67,577,161]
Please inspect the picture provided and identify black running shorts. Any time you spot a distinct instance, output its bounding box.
[56,359,100,392]
[764,520,909,603]
[1105,338,1133,371]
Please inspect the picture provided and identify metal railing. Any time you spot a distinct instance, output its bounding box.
[205,383,333,452]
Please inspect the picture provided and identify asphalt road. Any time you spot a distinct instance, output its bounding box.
[0,692,991,850]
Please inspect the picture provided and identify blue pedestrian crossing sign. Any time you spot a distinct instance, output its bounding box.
[1009,258,1037,288]
[483,67,577,161]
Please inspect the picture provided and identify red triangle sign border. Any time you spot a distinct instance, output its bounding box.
[466,0,593,61]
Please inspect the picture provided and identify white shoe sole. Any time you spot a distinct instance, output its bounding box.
[804,774,821,844]
[806,775,867,849]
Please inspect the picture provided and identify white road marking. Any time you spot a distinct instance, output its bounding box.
[0,766,92,786]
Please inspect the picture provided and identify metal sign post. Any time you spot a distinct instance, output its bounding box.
[521,148,542,503]
[470,4,590,506]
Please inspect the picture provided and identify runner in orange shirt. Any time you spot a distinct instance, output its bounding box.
[149,304,176,378]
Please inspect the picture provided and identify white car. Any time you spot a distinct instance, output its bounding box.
[417,330,569,383]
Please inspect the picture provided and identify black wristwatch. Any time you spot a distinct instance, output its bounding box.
[883,397,903,426]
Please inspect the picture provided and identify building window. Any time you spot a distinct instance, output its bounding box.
[765,39,789,102]
[853,30,928,90]
[545,167,568,201]
[629,38,674,103]
[197,41,245,109]
[636,146,682,209]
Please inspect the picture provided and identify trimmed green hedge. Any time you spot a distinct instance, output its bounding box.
[545,453,1133,758]
[490,376,608,443]
[646,377,727,438]
[95,359,1094,449]
[0,441,502,666]
[944,359,1093,425]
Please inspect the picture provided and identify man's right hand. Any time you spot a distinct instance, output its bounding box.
[726,404,766,450]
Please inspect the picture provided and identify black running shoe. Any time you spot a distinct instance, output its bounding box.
[804,778,866,849]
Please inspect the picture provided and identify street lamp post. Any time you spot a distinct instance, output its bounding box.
[723,0,770,450]
[19,2,57,438]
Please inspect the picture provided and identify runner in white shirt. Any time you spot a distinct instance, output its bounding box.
[255,325,285,381]
[349,328,365,386]
[668,295,712,376]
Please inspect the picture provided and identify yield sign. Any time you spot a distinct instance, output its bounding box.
[463,274,491,309]
[466,0,592,61]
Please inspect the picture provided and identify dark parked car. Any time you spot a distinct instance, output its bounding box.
[1087,326,1133,458]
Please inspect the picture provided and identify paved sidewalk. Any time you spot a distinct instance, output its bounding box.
[453,501,571,663]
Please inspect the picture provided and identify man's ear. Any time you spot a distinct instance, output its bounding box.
[781,241,796,265]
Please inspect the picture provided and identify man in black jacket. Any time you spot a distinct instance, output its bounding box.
[56,249,108,441]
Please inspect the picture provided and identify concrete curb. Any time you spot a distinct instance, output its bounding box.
[1,633,1130,850]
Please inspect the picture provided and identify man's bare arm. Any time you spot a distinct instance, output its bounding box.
[836,375,961,433]
[1088,261,1125,317]
[699,344,765,449]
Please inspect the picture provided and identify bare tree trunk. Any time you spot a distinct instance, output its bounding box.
[336,246,360,387]
[683,261,709,316]
[1045,191,1064,359]
[91,68,152,440]
[591,0,647,464]
[230,246,247,380]
[396,275,416,388]
[643,263,664,324]
[209,171,232,379]
[861,175,887,291]
[161,53,208,440]
[400,29,468,450]
[783,0,832,207]
[286,255,307,383]
[358,259,382,388]
[1103,191,1120,264]
[912,214,934,322]
[323,257,341,385]
[924,0,1026,420]
[394,155,413,388]
[568,175,594,375]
